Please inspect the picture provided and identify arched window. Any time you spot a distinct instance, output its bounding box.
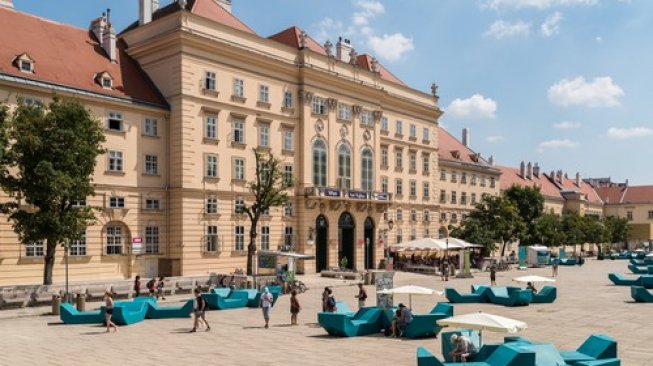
[312,139,327,187]
[361,148,374,191]
[337,144,351,189]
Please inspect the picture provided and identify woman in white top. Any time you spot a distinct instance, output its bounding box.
[104,291,117,333]
[260,287,273,329]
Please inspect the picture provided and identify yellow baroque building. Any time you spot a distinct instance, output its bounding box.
[0,0,442,284]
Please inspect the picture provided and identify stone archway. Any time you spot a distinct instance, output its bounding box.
[338,212,355,269]
[315,215,329,272]
[364,217,375,270]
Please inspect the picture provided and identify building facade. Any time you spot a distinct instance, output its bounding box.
[595,184,653,244]
[0,0,441,284]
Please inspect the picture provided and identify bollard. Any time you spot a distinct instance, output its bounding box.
[75,293,86,312]
[51,294,61,315]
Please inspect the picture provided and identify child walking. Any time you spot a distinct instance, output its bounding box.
[290,290,301,325]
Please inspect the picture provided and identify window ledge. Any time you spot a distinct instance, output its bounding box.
[203,213,221,219]
[204,177,220,183]
[19,257,44,263]
[395,133,404,139]
[380,164,389,170]
[105,129,127,135]
[231,251,248,257]
[141,134,160,139]
[143,208,164,213]
[257,101,271,109]
[409,169,417,174]
[135,253,164,258]
[103,253,127,258]
[423,171,431,176]
[231,179,247,184]
[311,112,327,118]
[68,255,91,261]
[231,141,247,149]
[380,130,389,135]
[203,138,220,145]
[202,251,222,257]
[409,136,418,141]
[281,107,295,114]
[256,146,271,153]
[231,95,247,103]
[394,167,403,173]
[202,89,219,97]
[142,173,160,177]
[337,118,352,124]
[105,170,126,176]
[282,149,294,156]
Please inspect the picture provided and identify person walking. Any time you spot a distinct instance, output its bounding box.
[290,290,301,325]
[552,258,559,277]
[355,283,368,309]
[325,288,337,312]
[156,276,166,300]
[321,287,330,312]
[146,278,156,297]
[133,275,141,298]
[103,291,117,333]
[260,287,274,329]
[490,265,497,286]
[441,260,449,281]
[190,288,210,332]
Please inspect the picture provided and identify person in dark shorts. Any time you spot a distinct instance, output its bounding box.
[156,276,166,300]
[490,265,497,286]
[133,275,141,298]
[104,291,117,333]
[190,288,210,332]
[146,278,156,297]
[290,290,301,325]
[355,283,368,309]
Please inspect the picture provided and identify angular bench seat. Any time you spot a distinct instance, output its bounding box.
[145,299,194,319]
[318,307,382,337]
[486,287,532,307]
[60,303,103,324]
[530,286,557,304]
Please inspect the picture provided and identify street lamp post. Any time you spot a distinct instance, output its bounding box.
[64,238,69,303]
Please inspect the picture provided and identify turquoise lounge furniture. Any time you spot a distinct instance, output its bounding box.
[417,343,537,366]
[334,301,355,315]
[202,289,249,310]
[630,258,653,266]
[628,264,653,275]
[608,273,653,288]
[445,285,489,303]
[486,287,532,307]
[60,303,104,324]
[631,286,653,302]
[381,302,454,339]
[102,300,148,325]
[530,286,557,304]
[559,258,578,265]
[241,289,262,308]
[318,307,383,337]
[576,359,621,366]
[145,299,193,319]
[559,334,618,364]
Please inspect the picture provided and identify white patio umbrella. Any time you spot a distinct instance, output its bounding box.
[512,275,556,283]
[378,285,443,309]
[646,253,653,258]
[446,237,483,249]
[437,312,527,345]
[394,238,464,252]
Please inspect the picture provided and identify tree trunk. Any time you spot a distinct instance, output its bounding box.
[246,218,259,276]
[499,239,507,259]
[43,242,57,285]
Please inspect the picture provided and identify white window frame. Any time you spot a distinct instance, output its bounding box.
[234,197,245,214]
[312,139,327,187]
[361,110,373,126]
[106,226,123,255]
[144,118,158,137]
[19,60,33,73]
[234,225,245,251]
[283,91,293,109]
[205,114,218,140]
[423,182,430,199]
[107,112,123,132]
[206,226,219,252]
[361,149,374,191]
[109,196,125,209]
[381,147,389,167]
[395,179,403,196]
[145,199,161,210]
[284,202,293,217]
[70,233,86,256]
[283,129,293,151]
[409,152,417,171]
[205,155,218,178]
[381,117,389,131]
[337,103,352,121]
[261,226,270,250]
[410,180,417,197]
[423,127,430,141]
[259,84,270,103]
[25,240,44,257]
[205,196,218,214]
[381,177,388,193]
[259,125,270,148]
[233,119,245,144]
[144,154,158,175]
[234,158,245,180]
[312,96,327,115]
[395,150,403,169]
[337,144,352,189]
[284,226,294,249]
[204,71,217,91]
[145,226,160,254]
[409,124,417,138]
[108,150,124,172]
[233,78,244,97]
[396,120,403,135]
[284,165,293,187]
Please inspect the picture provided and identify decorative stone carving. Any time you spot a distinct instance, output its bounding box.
[431,82,440,103]
[373,110,383,122]
[305,199,317,209]
[299,90,314,105]
[315,119,325,134]
[340,125,349,139]
[299,31,308,49]
[319,202,326,214]
[327,98,338,111]
[349,48,358,65]
[330,201,342,210]
[363,130,371,142]
[324,40,333,56]
[370,57,379,73]
[352,105,362,116]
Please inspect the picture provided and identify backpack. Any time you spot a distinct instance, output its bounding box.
[326,296,336,310]
[147,279,155,290]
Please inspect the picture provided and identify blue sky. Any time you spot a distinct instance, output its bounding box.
[14,0,653,184]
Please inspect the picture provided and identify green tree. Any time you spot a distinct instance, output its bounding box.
[561,213,585,245]
[582,215,606,245]
[603,216,630,244]
[534,213,566,247]
[450,217,496,255]
[241,151,290,276]
[0,99,105,285]
[503,185,544,245]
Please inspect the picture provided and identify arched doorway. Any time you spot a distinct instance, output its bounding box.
[338,212,355,270]
[315,215,329,272]
[439,226,448,239]
[364,217,375,270]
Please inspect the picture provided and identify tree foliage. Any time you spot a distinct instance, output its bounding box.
[241,150,290,276]
[0,99,105,285]
[534,213,566,247]
[603,216,630,244]
[503,185,544,245]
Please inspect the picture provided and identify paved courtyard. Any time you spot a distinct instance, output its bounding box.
[0,259,652,365]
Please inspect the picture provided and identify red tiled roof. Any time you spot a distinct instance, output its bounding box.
[496,165,563,199]
[268,26,327,56]
[0,7,166,107]
[597,185,653,204]
[551,175,603,204]
[356,54,406,86]
[438,127,489,166]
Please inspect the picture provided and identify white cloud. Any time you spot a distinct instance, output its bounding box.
[485,0,598,10]
[352,0,385,26]
[538,139,579,152]
[541,12,563,37]
[548,76,624,108]
[607,127,653,139]
[485,20,531,39]
[595,36,603,43]
[553,121,582,129]
[446,94,498,119]
[368,33,414,62]
[486,135,505,143]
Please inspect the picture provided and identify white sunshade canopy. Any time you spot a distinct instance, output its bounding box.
[512,275,556,283]
[378,285,444,296]
[437,312,527,334]
[646,253,653,258]
[445,237,484,249]
[394,238,465,251]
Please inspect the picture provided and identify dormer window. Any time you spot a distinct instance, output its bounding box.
[95,71,114,90]
[451,150,461,159]
[14,53,35,74]
[102,77,113,89]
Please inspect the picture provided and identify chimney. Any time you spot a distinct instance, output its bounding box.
[90,13,107,45]
[336,37,353,63]
[462,128,469,147]
[556,170,563,182]
[533,163,540,178]
[575,172,581,187]
[0,0,13,9]
[526,162,533,180]
[216,0,232,13]
[519,161,526,178]
[102,9,117,63]
[488,155,495,166]
[139,0,153,25]
[549,170,555,179]
[152,0,159,12]
[178,0,188,9]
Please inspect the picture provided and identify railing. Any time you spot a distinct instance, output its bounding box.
[304,186,393,202]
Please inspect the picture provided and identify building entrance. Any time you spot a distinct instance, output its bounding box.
[364,217,375,270]
[338,212,355,270]
[315,215,329,272]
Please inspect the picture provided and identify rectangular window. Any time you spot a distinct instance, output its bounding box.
[440,212,447,222]
[258,125,270,148]
[627,211,633,221]
[284,226,294,249]
[381,147,389,167]
[233,78,244,97]
[409,152,417,172]
[234,226,245,251]
[451,191,457,204]
[284,165,293,187]
[409,124,417,138]
[480,176,487,187]
[72,199,86,208]
[396,208,403,221]
[422,154,430,174]
[261,226,270,251]
[471,193,477,205]
[451,171,458,183]
[206,155,218,178]
[423,182,430,199]
[395,150,403,169]
[424,228,430,239]
[106,226,122,255]
[410,209,417,222]
[20,60,33,73]
[395,179,403,196]
[381,117,389,131]
[423,127,430,141]
[234,158,245,180]
[424,210,430,222]
[440,190,446,203]
[396,120,403,135]
[381,177,388,193]
[145,199,160,210]
[144,118,158,137]
[205,71,216,90]
[461,192,467,205]
[233,119,245,144]
[145,226,160,254]
[108,112,123,132]
[337,103,352,120]
[108,150,123,172]
[284,202,293,217]
[461,172,467,184]
[109,196,125,209]
[471,174,478,185]
[440,169,446,181]
[259,85,269,103]
[283,91,293,109]
[451,213,458,223]
[234,197,245,214]
[144,154,158,175]
[205,114,217,140]
[312,96,327,115]
[649,211,653,219]
[70,233,86,256]
[410,228,417,241]
[490,177,496,188]
[22,97,42,107]
[206,226,218,252]
[25,240,44,257]
[205,196,218,214]
[409,180,417,197]
[283,130,293,151]
[361,110,373,126]
[396,229,403,245]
